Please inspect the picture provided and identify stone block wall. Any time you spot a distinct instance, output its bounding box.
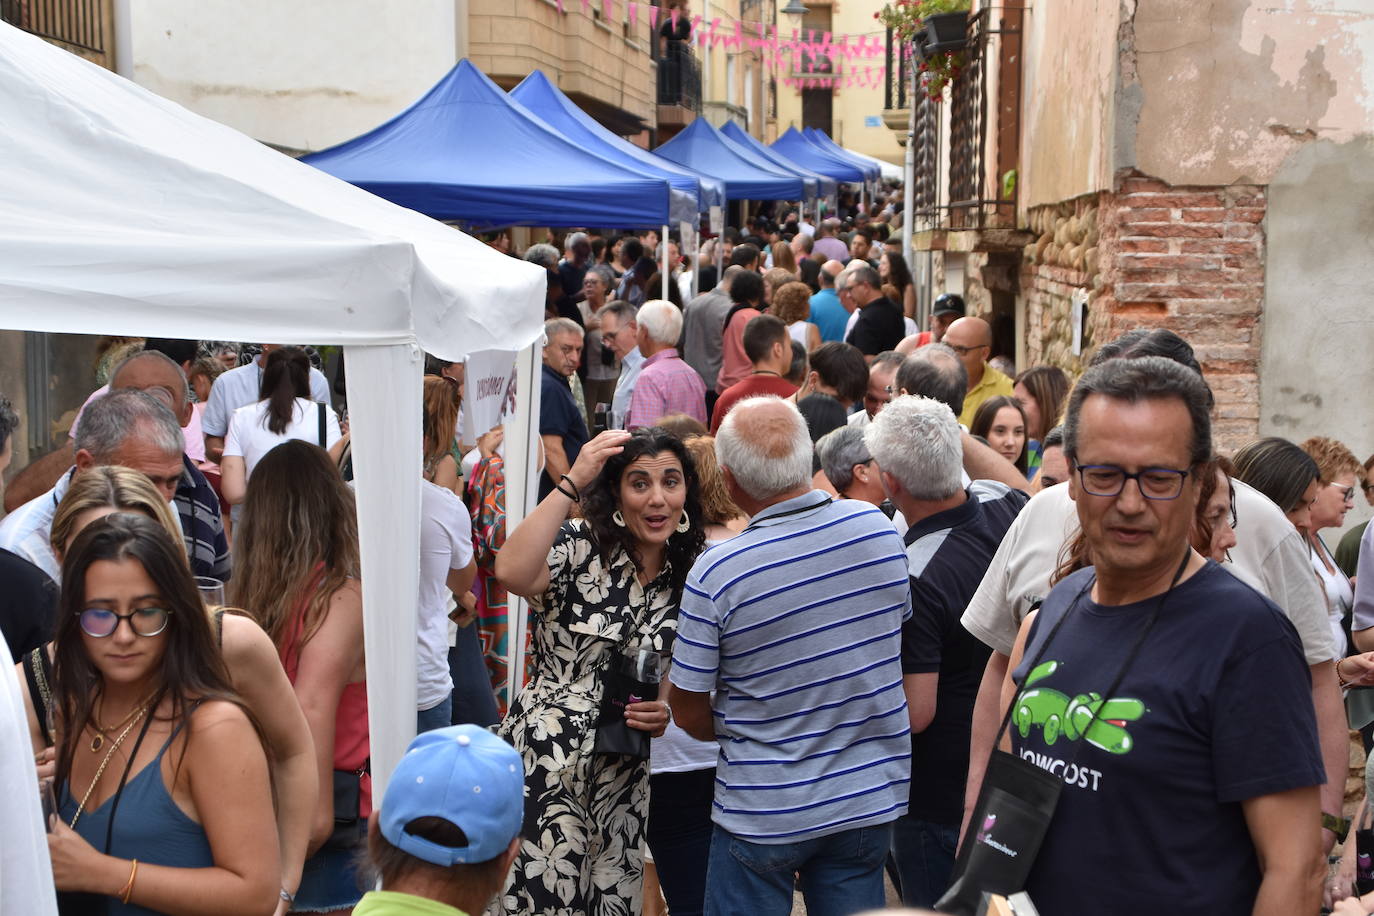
[1021,170,1267,453]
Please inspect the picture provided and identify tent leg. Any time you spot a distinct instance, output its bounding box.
[661,224,670,300]
[503,342,542,705]
[344,342,423,799]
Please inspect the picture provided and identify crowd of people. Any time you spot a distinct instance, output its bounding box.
[2,196,1374,916]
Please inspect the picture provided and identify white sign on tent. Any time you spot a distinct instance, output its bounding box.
[462,349,521,445]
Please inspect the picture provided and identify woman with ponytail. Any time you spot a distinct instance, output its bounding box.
[220,347,344,513]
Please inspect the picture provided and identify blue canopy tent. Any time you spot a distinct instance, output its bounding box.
[804,127,882,183]
[771,126,868,185]
[718,120,837,207]
[655,118,806,201]
[510,70,724,213]
[302,60,693,228]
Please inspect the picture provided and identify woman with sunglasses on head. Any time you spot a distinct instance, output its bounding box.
[1300,437,1363,647]
[45,513,279,914]
[18,466,316,914]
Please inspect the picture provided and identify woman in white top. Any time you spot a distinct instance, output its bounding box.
[220,346,343,510]
[646,434,746,916]
[1301,436,1362,658]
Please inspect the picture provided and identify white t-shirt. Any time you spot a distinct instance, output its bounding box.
[959,479,1334,665]
[201,358,332,438]
[223,398,342,478]
[418,481,474,710]
[1312,537,1353,658]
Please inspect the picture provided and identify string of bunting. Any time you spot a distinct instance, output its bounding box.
[552,0,892,89]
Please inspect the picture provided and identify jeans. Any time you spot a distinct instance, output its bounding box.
[704,822,891,916]
[416,695,452,734]
[888,815,959,908]
[449,625,499,727]
[646,769,716,916]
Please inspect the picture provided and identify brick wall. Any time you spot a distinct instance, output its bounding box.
[1022,170,1267,453]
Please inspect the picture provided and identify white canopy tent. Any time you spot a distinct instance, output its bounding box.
[0,19,546,810]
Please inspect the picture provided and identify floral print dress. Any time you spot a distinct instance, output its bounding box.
[497,520,680,916]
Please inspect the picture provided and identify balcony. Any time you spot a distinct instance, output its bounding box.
[1,0,113,68]
[656,40,702,130]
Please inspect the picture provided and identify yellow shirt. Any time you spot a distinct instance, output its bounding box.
[958,363,1014,428]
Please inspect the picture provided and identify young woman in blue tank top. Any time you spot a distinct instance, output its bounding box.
[45,513,279,914]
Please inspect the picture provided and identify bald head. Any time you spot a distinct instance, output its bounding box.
[110,350,192,426]
[819,259,844,288]
[942,316,993,380]
[715,397,813,503]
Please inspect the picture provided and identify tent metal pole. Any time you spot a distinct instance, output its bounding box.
[661,224,670,300]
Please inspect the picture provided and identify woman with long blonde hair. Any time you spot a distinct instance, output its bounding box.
[229,441,366,915]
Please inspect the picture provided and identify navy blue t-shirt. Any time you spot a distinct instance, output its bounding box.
[1010,561,1323,916]
[901,481,1027,825]
[539,363,589,500]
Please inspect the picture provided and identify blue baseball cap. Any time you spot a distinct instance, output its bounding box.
[379,725,525,866]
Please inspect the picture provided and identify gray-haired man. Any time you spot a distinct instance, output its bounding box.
[670,396,912,916]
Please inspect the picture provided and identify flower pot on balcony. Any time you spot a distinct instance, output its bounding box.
[919,11,968,55]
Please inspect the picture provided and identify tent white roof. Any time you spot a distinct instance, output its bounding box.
[0,17,546,844]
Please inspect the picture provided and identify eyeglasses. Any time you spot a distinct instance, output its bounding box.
[1075,465,1190,500]
[78,607,172,638]
[947,343,989,357]
[1329,482,1357,504]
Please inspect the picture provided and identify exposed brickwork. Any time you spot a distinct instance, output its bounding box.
[1022,170,1266,453]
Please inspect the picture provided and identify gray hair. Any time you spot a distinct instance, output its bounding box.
[74,388,184,462]
[1064,355,1212,467]
[814,425,872,495]
[715,396,813,501]
[110,350,191,407]
[586,264,615,289]
[847,262,881,290]
[598,300,638,327]
[524,243,560,270]
[896,343,968,417]
[564,231,589,253]
[865,395,964,501]
[637,299,682,345]
[543,317,583,341]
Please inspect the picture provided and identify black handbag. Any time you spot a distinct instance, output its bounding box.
[592,648,659,759]
[326,761,369,850]
[936,553,1189,915]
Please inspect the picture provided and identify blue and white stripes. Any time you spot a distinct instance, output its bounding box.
[670,492,913,844]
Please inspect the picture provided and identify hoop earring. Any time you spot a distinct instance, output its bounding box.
[675,511,691,534]
[613,510,626,527]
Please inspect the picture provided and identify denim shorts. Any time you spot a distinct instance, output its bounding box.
[292,831,367,913]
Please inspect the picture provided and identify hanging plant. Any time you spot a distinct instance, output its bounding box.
[876,0,971,101]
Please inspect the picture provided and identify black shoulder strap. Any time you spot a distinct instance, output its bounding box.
[318,401,327,448]
[23,647,53,748]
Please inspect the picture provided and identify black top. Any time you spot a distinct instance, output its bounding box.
[846,296,904,355]
[0,547,58,660]
[900,482,1027,824]
[538,363,590,501]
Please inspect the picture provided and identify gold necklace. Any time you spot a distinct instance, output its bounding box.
[90,692,156,752]
[70,705,147,830]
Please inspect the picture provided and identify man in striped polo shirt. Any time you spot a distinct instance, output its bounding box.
[670,395,913,916]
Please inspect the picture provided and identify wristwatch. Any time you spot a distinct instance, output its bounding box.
[1323,812,1352,843]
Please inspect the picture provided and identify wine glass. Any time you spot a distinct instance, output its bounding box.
[195,576,225,608]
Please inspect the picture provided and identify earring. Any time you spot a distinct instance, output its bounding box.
[613,510,626,527]
[675,511,691,533]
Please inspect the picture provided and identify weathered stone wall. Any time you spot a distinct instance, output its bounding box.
[1022,170,1266,453]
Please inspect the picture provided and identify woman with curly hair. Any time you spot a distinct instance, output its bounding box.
[1300,436,1363,659]
[771,280,822,353]
[495,428,706,916]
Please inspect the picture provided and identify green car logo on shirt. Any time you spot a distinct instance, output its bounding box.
[1012,661,1147,755]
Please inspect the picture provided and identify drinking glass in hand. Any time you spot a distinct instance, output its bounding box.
[39,778,57,833]
[195,576,225,608]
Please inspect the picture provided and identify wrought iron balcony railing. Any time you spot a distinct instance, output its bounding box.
[1,0,107,54]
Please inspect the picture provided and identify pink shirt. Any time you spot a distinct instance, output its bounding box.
[625,349,707,429]
[716,307,761,393]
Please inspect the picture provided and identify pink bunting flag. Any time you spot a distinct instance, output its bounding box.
[603,0,613,20]
[580,0,591,15]
[627,0,637,27]
[555,0,563,11]
[648,4,658,28]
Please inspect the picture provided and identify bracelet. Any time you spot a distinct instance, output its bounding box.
[280,888,296,904]
[1324,811,1353,843]
[119,859,139,905]
[556,475,581,501]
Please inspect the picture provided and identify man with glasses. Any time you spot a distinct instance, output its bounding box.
[999,355,1323,915]
[843,264,905,363]
[942,316,1013,427]
[846,351,906,429]
[538,318,589,501]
